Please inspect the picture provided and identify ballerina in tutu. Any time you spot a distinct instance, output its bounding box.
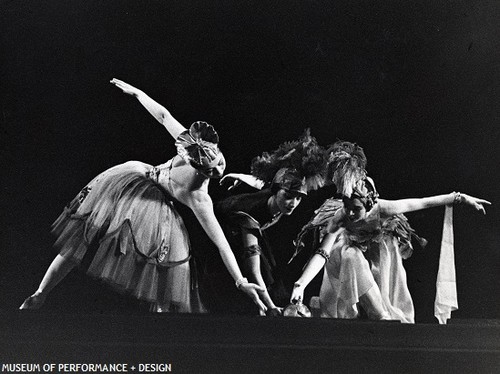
[19,78,266,313]
[290,141,490,322]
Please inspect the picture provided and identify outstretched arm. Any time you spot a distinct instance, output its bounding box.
[110,78,186,139]
[290,231,340,304]
[378,192,491,217]
[184,190,267,312]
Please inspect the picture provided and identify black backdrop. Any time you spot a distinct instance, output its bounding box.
[1,0,499,323]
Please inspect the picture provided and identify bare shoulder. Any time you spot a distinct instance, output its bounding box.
[180,189,212,211]
[170,159,205,189]
[376,199,392,217]
[191,188,212,202]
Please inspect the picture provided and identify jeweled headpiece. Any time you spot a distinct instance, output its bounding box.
[175,121,223,170]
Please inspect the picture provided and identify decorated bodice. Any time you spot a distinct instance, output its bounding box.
[341,204,383,249]
[292,198,424,263]
[341,204,425,258]
[146,159,175,196]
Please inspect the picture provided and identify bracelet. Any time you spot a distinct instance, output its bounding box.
[235,277,248,289]
[453,191,463,205]
[293,282,303,288]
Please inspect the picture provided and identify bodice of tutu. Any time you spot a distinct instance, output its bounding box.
[146,160,175,196]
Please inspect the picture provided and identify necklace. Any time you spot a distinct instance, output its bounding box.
[262,214,282,231]
[262,197,283,230]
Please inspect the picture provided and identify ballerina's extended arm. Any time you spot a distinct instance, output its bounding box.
[110,78,186,139]
[184,189,268,312]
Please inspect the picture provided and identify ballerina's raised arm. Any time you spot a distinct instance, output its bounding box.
[110,78,186,139]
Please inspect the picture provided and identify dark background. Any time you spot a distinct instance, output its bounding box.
[1,0,499,323]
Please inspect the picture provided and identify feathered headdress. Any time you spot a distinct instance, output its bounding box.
[326,141,367,198]
[250,129,328,192]
[176,121,223,170]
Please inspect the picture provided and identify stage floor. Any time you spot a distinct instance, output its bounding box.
[1,311,499,373]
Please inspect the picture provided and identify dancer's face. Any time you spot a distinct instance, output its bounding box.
[344,197,367,222]
[275,189,303,215]
[200,154,226,179]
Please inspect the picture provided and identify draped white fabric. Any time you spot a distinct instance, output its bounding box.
[434,205,458,324]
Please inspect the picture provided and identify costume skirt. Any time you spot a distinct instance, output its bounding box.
[51,161,206,313]
[318,236,414,323]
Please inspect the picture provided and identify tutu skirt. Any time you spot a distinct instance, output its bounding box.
[51,161,206,313]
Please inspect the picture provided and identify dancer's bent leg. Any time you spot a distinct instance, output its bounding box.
[359,285,391,320]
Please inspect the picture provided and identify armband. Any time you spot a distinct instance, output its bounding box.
[315,248,330,261]
[237,244,262,260]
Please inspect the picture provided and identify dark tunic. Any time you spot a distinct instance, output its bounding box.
[202,184,339,314]
[216,189,277,284]
[204,189,282,314]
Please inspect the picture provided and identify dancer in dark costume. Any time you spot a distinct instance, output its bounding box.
[290,141,490,322]
[19,79,266,313]
[206,131,327,315]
